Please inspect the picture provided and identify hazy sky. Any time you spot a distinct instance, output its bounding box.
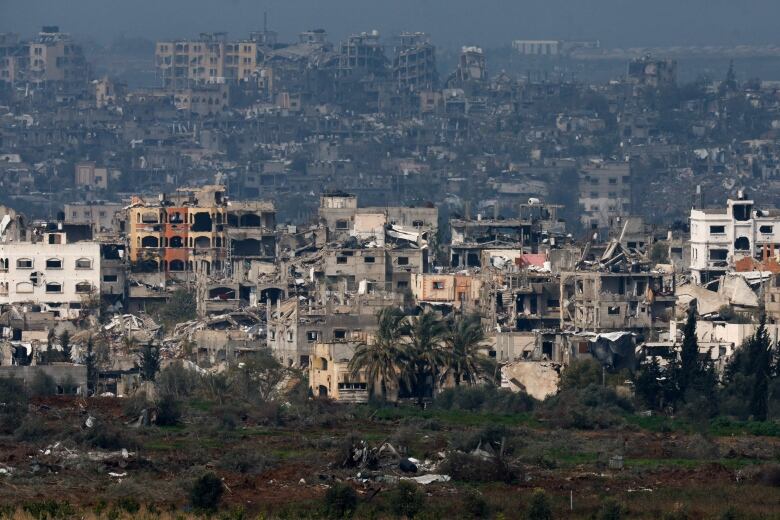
[1,0,778,49]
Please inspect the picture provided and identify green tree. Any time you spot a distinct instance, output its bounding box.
[560,359,603,391]
[677,307,699,396]
[138,344,161,381]
[84,335,97,395]
[634,355,665,410]
[442,313,488,386]
[526,489,553,520]
[190,472,224,511]
[405,310,447,404]
[749,314,771,421]
[59,330,71,362]
[349,307,409,400]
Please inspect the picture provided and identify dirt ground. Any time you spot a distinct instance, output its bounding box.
[1,396,779,519]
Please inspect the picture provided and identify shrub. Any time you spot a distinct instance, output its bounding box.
[217,448,274,475]
[453,424,510,453]
[526,489,552,520]
[598,498,623,520]
[22,500,76,519]
[559,359,603,391]
[439,452,515,483]
[29,371,57,396]
[80,422,130,450]
[157,362,200,399]
[385,481,425,519]
[115,497,140,514]
[435,386,535,414]
[536,384,633,429]
[462,488,490,519]
[122,391,150,418]
[324,482,358,518]
[754,464,780,487]
[14,416,51,442]
[190,472,224,511]
[155,393,181,426]
[0,377,28,433]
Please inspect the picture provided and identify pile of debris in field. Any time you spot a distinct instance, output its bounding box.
[160,308,266,358]
[336,438,517,485]
[103,313,161,344]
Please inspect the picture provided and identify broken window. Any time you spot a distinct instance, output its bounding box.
[734,237,750,251]
[709,249,728,260]
[306,331,318,342]
[141,211,158,224]
[75,282,93,294]
[335,219,349,230]
[169,260,185,272]
[412,220,424,227]
[363,256,375,263]
[397,257,409,265]
[607,306,620,315]
[239,213,261,227]
[709,225,725,235]
[334,329,347,340]
[432,281,445,290]
[336,256,348,264]
[397,281,409,289]
[103,274,118,282]
[141,236,159,248]
[191,212,213,232]
[16,258,33,269]
[760,225,774,234]
[169,236,184,248]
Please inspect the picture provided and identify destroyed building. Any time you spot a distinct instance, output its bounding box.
[690,192,780,284]
[125,185,276,281]
[309,341,369,402]
[449,200,564,268]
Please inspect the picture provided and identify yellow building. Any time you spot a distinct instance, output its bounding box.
[156,33,257,90]
[309,342,369,402]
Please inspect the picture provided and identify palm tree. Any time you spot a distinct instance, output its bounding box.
[349,307,409,400]
[405,310,447,404]
[442,314,488,387]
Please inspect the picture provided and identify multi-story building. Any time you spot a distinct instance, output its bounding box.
[318,192,438,244]
[0,33,25,83]
[0,231,101,319]
[126,185,275,280]
[690,193,780,284]
[27,26,88,90]
[155,33,257,89]
[310,341,369,402]
[63,201,123,234]
[393,32,437,91]
[627,55,677,88]
[74,161,114,190]
[337,31,387,78]
[0,27,87,91]
[579,160,632,232]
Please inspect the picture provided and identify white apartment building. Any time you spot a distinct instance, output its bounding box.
[690,194,780,284]
[0,232,101,319]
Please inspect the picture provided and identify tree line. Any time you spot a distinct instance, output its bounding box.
[348,308,494,402]
[635,306,780,421]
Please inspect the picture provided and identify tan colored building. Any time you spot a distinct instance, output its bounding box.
[411,272,481,310]
[155,33,257,89]
[309,341,369,402]
[75,161,112,190]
